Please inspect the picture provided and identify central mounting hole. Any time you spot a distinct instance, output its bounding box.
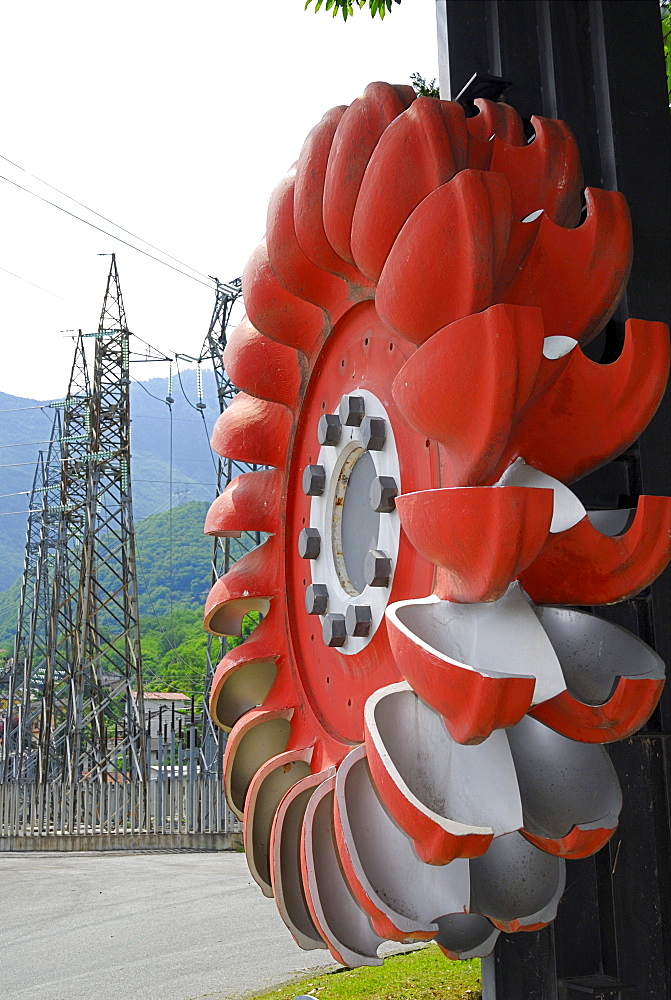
[332,446,379,595]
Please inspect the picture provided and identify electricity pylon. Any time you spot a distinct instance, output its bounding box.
[0,417,61,781]
[199,278,263,774]
[1,256,147,784]
[40,334,92,781]
[69,254,146,780]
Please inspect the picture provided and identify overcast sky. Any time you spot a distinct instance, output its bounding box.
[0,1,438,401]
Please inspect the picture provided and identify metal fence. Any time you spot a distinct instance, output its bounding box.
[0,776,240,841]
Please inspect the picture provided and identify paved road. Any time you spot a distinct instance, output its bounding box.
[0,851,340,1000]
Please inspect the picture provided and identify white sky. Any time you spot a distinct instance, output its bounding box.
[0,0,438,400]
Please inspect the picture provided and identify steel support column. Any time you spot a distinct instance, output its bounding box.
[437,2,670,997]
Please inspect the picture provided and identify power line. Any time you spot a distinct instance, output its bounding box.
[0,171,215,291]
[134,479,217,486]
[131,376,171,405]
[0,151,214,283]
[0,404,54,414]
[0,461,60,469]
[175,358,201,412]
[0,439,53,449]
[0,264,70,302]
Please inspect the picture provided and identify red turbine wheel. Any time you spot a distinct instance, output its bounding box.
[204,83,670,967]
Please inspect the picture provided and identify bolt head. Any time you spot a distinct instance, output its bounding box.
[305,584,328,616]
[318,413,342,447]
[322,613,347,647]
[364,549,392,588]
[302,464,326,497]
[345,604,372,637]
[370,475,398,513]
[298,527,321,560]
[338,394,365,427]
[361,416,386,451]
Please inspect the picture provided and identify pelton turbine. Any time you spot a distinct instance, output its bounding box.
[203,83,670,965]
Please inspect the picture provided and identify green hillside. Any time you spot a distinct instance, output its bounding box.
[0,501,256,698]
[135,500,214,616]
[0,370,220,590]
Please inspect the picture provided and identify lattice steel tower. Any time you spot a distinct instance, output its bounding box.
[40,334,92,782]
[0,417,61,781]
[69,254,146,780]
[200,277,262,773]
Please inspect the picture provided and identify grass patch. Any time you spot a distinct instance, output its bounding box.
[247,945,481,999]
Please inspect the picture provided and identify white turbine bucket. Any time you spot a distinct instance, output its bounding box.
[434,913,500,959]
[535,606,665,704]
[244,750,313,896]
[496,457,586,533]
[506,715,622,838]
[470,831,566,930]
[388,584,565,708]
[335,745,470,938]
[271,769,332,952]
[302,776,385,967]
[365,682,523,840]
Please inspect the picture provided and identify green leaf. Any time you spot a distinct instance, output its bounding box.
[303,0,402,20]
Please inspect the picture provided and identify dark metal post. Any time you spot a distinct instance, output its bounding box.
[437,3,670,997]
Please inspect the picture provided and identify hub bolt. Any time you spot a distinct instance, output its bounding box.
[298,528,321,560]
[370,476,398,513]
[302,464,326,497]
[322,613,347,647]
[305,583,329,616]
[345,604,372,637]
[318,413,342,447]
[364,549,392,588]
[361,416,386,451]
[338,394,365,427]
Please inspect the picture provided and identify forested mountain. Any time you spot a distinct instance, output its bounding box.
[0,369,219,590]
[0,500,254,699]
[0,367,259,697]
[0,500,213,645]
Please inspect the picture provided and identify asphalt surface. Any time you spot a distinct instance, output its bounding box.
[0,851,340,1000]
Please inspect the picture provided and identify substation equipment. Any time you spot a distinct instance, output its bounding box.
[0,259,250,789]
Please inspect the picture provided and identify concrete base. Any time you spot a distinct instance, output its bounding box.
[0,832,243,852]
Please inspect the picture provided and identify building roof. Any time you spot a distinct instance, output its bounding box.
[133,691,190,701]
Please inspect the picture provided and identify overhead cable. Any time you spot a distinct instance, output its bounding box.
[0,264,70,301]
[0,151,214,282]
[0,172,215,290]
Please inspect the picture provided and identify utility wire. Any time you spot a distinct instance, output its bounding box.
[172,360,222,486]
[0,172,215,290]
[0,151,214,283]
[0,461,58,469]
[130,376,171,405]
[128,332,174,362]
[0,439,52,449]
[169,404,175,646]
[135,549,209,692]
[175,358,201,412]
[0,404,54,414]
[0,264,70,301]
[199,408,222,483]
[133,479,217,486]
